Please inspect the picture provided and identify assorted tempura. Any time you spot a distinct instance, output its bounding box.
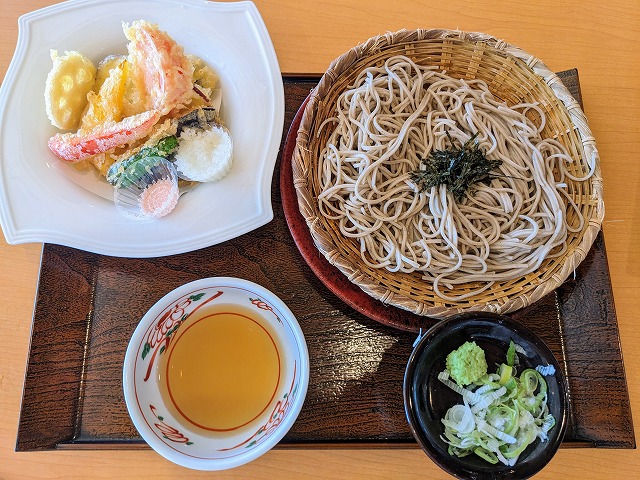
[45,20,233,219]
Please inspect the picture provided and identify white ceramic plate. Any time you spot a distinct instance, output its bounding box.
[0,0,284,257]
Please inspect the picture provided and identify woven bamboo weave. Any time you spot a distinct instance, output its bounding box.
[292,29,604,317]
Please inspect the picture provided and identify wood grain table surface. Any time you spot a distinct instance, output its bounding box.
[1,0,638,478]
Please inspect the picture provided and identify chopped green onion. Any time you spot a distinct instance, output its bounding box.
[438,342,556,466]
[498,364,513,385]
[506,341,517,367]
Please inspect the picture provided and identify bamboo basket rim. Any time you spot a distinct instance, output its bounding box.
[292,28,604,318]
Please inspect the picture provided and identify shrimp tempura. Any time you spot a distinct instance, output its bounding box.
[124,20,194,116]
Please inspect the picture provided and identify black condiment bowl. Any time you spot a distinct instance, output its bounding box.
[403,312,569,480]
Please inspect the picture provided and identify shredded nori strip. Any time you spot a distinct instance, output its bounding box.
[410,131,503,201]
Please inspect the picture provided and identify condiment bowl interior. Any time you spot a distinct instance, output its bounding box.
[403,312,568,480]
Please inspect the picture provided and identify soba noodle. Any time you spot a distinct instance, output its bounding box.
[317,55,592,301]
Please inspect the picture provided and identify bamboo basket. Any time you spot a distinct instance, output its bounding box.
[292,29,604,317]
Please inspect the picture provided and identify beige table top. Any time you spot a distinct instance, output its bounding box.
[1,0,638,478]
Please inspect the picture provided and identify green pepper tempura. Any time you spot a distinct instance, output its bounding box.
[438,341,556,466]
[106,135,178,188]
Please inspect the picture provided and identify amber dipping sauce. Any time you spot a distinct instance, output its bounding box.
[158,304,281,433]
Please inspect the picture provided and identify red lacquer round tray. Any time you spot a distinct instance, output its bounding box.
[280,97,438,333]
